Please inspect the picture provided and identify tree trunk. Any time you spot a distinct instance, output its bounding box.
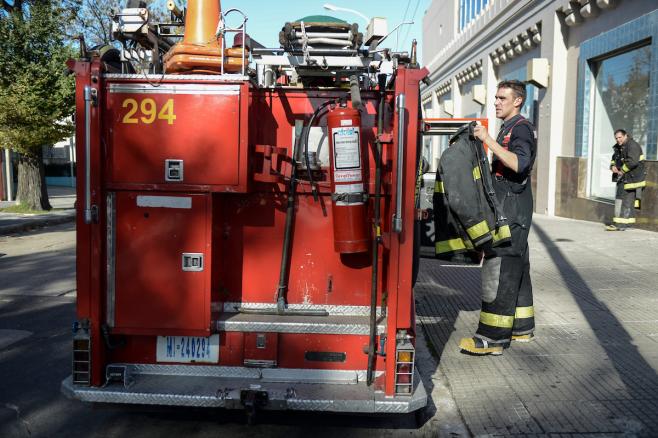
[16,149,51,211]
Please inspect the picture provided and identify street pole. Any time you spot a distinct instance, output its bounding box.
[5,148,13,202]
[69,137,76,188]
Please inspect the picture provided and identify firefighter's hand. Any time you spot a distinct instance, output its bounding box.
[473,124,491,144]
[611,165,620,174]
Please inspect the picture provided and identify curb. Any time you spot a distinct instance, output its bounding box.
[0,212,76,236]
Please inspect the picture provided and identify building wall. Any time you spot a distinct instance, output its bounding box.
[422,0,658,230]
[422,0,458,67]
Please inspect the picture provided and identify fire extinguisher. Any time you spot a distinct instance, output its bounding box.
[327,103,370,253]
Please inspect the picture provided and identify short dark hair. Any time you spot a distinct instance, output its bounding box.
[497,80,526,106]
[614,129,627,136]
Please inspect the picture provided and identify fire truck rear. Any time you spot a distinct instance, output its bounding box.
[62,0,428,418]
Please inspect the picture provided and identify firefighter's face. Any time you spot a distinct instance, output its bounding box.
[494,87,523,120]
[615,132,627,145]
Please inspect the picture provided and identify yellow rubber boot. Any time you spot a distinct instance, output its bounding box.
[511,333,535,343]
[459,337,503,356]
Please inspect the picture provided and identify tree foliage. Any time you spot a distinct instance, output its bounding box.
[70,0,120,46]
[71,0,171,47]
[0,0,78,209]
[0,0,77,155]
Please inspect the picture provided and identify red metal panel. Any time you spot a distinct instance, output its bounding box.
[243,332,278,365]
[107,333,383,371]
[217,192,376,307]
[72,61,92,323]
[112,191,211,336]
[106,82,242,187]
[248,89,385,196]
[89,61,107,387]
[276,333,383,371]
[384,67,429,396]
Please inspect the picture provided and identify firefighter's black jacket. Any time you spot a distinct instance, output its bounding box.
[433,124,511,261]
[610,144,623,183]
[612,137,647,190]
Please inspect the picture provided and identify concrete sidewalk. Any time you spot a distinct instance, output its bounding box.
[416,214,658,437]
[0,186,75,235]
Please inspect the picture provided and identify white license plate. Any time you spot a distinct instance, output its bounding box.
[156,335,219,363]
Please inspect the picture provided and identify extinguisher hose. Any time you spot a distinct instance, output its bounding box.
[276,155,299,313]
[271,101,335,316]
[303,99,336,202]
[367,74,387,386]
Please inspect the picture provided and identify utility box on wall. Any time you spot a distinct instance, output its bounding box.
[527,58,550,88]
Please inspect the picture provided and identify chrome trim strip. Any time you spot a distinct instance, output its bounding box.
[60,370,426,413]
[104,73,249,81]
[83,86,92,224]
[223,302,382,317]
[255,55,369,68]
[106,193,116,327]
[260,369,365,384]
[108,83,240,94]
[115,364,378,381]
[128,364,260,378]
[393,93,405,234]
[136,195,192,209]
[216,314,386,335]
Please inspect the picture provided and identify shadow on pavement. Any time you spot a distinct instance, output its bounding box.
[0,295,425,437]
[1,220,74,237]
[533,223,658,404]
[415,258,481,360]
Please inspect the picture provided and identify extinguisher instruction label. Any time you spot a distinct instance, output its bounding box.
[332,127,361,183]
[334,169,362,182]
[335,183,364,193]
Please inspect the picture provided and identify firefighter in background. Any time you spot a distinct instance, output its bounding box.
[606,129,647,231]
[461,80,537,355]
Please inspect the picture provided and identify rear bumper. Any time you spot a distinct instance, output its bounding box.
[61,364,427,414]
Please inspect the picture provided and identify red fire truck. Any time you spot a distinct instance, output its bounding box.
[62,0,428,419]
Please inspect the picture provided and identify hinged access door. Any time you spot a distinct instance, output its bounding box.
[108,191,212,336]
[106,82,242,187]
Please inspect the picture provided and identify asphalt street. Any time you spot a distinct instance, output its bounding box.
[0,222,444,438]
[3,215,657,437]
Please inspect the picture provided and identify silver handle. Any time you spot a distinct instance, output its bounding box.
[393,93,405,234]
[83,86,92,224]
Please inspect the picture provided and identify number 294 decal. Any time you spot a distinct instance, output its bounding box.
[121,98,176,125]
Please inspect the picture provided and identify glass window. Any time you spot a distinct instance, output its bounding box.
[460,0,489,31]
[589,44,651,200]
[460,0,465,31]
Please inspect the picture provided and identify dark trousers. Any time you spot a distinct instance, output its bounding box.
[476,244,534,344]
[613,182,636,227]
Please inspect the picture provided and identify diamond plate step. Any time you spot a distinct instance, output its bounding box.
[215,313,386,335]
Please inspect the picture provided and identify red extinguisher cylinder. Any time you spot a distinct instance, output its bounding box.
[327,105,370,254]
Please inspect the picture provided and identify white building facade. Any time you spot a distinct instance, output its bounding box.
[422,0,658,229]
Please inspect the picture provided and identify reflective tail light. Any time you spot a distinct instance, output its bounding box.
[72,321,91,386]
[394,330,415,395]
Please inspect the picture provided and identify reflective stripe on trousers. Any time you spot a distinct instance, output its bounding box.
[477,244,534,343]
[613,183,637,225]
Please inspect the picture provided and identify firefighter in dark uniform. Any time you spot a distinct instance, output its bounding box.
[606,129,647,231]
[461,80,537,355]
